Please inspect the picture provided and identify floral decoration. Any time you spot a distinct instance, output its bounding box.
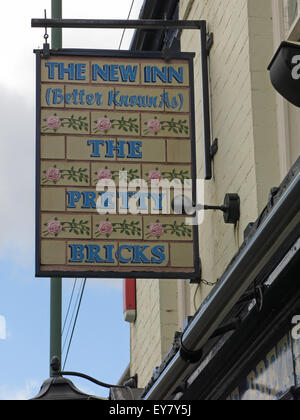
[143,116,189,136]
[42,113,88,132]
[93,115,139,134]
[42,164,89,184]
[146,219,192,239]
[43,217,90,237]
[95,218,142,238]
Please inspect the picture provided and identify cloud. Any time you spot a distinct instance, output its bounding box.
[0,380,39,401]
[0,315,6,340]
[0,84,35,266]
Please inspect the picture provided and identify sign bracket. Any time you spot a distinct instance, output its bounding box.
[32,18,214,180]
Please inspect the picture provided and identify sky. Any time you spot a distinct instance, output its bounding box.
[0,0,145,400]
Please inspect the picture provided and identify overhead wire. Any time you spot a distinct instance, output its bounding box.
[118,0,135,50]
[62,279,82,353]
[63,278,87,370]
[62,278,77,336]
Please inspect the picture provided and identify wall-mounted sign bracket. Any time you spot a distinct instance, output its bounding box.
[31,18,214,180]
[172,193,240,225]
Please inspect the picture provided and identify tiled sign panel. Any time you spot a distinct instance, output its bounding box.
[36,50,199,278]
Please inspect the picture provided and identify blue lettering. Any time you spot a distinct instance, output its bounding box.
[109,91,159,109]
[44,62,87,81]
[104,245,115,264]
[118,192,135,210]
[92,64,109,81]
[87,140,105,158]
[92,64,138,82]
[79,89,85,105]
[59,63,75,80]
[178,94,184,111]
[119,65,138,82]
[85,245,104,263]
[132,246,150,264]
[153,66,168,83]
[69,244,85,262]
[75,63,87,80]
[45,62,59,80]
[110,65,119,82]
[108,90,122,107]
[64,93,72,105]
[133,192,148,211]
[95,93,103,105]
[82,192,97,209]
[169,66,184,84]
[72,89,79,105]
[67,191,81,209]
[97,192,115,210]
[86,94,95,105]
[159,92,171,108]
[143,65,185,84]
[119,245,133,264]
[127,141,143,159]
[151,246,166,264]
[151,193,166,211]
[106,140,125,159]
[144,66,151,83]
[46,88,51,106]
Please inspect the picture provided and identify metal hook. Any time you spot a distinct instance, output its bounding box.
[43,9,50,58]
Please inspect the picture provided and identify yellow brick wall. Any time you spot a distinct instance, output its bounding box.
[179,0,280,308]
[130,0,281,386]
[130,279,178,386]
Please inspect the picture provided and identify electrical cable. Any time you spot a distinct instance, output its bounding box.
[118,0,135,50]
[62,278,77,336]
[193,279,219,310]
[63,278,87,370]
[193,284,201,311]
[62,279,82,353]
[58,370,127,389]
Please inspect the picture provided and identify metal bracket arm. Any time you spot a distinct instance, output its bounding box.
[31,19,206,30]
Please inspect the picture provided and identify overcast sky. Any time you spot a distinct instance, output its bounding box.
[0,0,144,400]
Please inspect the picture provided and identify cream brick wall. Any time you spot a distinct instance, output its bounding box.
[130,0,282,386]
[130,279,178,387]
[179,0,280,308]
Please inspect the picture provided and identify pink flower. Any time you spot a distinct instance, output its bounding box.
[46,167,61,182]
[147,119,161,133]
[47,115,61,130]
[47,220,63,235]
[148,170,163,183]
[97,117,112,132]
[97,169,113,180]
[98,221,113,236]
[149,222,164,237]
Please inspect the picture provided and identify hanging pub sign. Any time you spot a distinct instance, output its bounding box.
[268,41,300,107]
[35,49,200,279]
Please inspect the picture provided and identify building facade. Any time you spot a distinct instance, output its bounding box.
[121,0,300,400]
